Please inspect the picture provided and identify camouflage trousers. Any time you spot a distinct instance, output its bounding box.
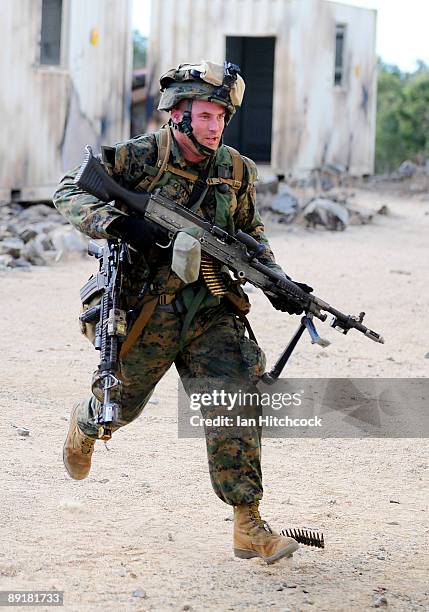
[76,302,266,506]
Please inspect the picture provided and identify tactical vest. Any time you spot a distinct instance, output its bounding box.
[111,127,255,357]
[137,127,248,310]
[136,126,244,231]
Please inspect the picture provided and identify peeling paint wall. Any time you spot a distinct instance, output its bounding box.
[0,0,132,201]
[148,0,376,176]
[285,0,377,175]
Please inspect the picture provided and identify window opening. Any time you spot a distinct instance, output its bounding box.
[334,24,346,86]
[40,0,63,65]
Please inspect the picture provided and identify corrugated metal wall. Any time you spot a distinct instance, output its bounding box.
[0,0,132,201]
[148,0,377,176]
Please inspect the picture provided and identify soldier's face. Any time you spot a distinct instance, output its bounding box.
[190,100,226,150]
[173,100,226,152]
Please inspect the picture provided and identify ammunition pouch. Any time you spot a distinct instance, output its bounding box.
[171,230,202,284]
[79,273,105,344]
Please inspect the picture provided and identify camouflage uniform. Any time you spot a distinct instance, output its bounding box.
[53,130,283,506]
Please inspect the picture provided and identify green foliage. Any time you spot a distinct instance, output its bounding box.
[133,30,147,69]
[376,60,429,173]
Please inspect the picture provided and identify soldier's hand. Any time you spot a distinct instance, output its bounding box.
[109,215,168,252]
[266,281,313,315]
[294,281,313,294]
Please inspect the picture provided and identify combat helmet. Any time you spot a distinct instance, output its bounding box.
[158,60,245,156]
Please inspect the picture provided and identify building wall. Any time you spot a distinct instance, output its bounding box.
[148,0,377,176]
[0,0,132,201]
[285,0,377,175]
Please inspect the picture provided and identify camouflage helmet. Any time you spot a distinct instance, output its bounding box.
[158,60,245,124]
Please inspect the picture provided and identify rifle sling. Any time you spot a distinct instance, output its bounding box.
[239,313,257,344]
[187,158,214,211]
[119,295,159,359]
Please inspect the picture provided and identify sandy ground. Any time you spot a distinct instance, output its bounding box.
[0,188,428,611]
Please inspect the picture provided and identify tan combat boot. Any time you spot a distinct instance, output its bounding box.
[63,404,96,480]
[233,502,299,564]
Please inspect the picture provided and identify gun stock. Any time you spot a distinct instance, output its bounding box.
[74,146,150,214]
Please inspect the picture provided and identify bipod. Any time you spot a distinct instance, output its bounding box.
[262,314,330,385]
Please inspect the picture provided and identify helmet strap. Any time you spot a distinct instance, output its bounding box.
[171,100,217,157]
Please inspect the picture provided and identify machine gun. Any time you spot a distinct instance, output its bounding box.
[75,146,384,395]
[79,239,130,439]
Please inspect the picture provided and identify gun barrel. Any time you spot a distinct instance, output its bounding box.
[327,305,384,343]
[366,330,385,343]
[355,322,384,343]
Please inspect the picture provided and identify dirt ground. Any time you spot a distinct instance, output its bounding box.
[0,188,428,611]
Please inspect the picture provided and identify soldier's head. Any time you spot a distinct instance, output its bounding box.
[158,61,245,158]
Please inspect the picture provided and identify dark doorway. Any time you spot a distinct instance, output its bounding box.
[224,36,275,162]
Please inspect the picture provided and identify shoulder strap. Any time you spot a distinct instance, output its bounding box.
[135,127,172,193]
[224,145,244,189]
[148,126,172,192]
[134,135,245,194]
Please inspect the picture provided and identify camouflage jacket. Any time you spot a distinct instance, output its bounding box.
[53,129,284,306]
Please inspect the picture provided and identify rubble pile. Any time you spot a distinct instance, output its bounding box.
[256,156,429,229]
[366,158,429,193]
[0,202,88,270]
[256,175,376,231]
[394,158,429,185]
[301,197,349,231]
